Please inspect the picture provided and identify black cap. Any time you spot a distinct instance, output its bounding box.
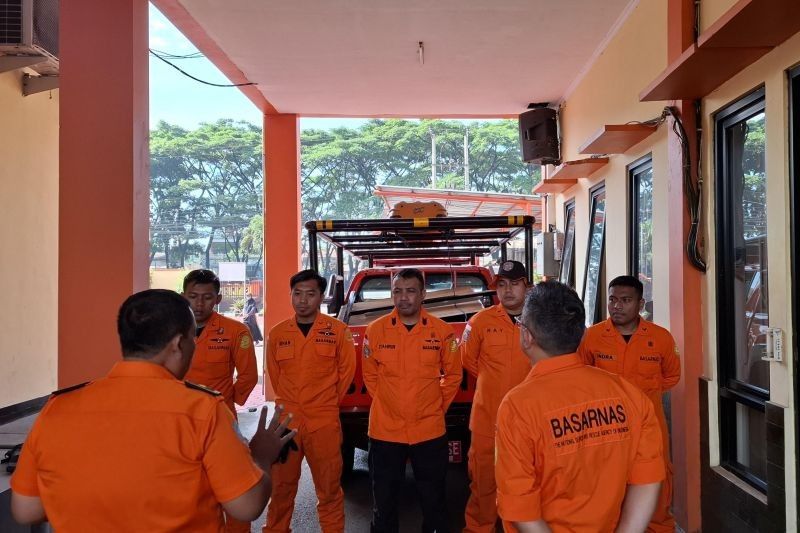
[495,260,528,281]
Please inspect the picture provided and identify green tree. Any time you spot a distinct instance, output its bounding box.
[150,119,263,267]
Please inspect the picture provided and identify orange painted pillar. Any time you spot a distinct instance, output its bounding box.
[666,1,702,530]
[263,114,301,334]
[59,0,150,387]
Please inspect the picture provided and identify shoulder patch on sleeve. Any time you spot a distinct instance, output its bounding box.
[52,381,90,396]
[447,334,458,353]
[184,381,222,396]
[460,324,472,345]
[362,336,371,358]
[240,334,252,350]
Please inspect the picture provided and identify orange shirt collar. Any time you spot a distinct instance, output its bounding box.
[386,308,433,332]
[601,317,651,338]
[530,352,583,377]
[492,304,516,324]
[108,360,179,380]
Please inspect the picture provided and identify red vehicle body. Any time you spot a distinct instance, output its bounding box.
[303,214,535,472]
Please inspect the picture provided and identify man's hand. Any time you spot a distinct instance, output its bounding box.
[278,429,299,463]
[249,404,297,470]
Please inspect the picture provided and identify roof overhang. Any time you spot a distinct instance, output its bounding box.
[152,0,638,117]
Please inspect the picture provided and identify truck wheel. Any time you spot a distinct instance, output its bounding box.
[341,442,355,480]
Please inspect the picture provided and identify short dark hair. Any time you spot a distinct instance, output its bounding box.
[183,269,220,293]
[608,275,644,300]
[521,281,585,356]
[117,289,194,358]
[290,269,327,293]
[392,268,425,289]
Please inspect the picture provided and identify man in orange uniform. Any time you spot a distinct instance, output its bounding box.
[363,268,462,533]
[495,281,665,532]
[578,275,681,533]
[461,260,532,532]
[264,269,356,533]
[183,269,259,415]
[10,289,296,532]
[183,269,260,533]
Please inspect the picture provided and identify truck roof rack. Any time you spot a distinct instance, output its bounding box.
[304,215,535,276]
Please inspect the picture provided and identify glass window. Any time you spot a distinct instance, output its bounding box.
[425,272,453,293]
[356,276,391,301]
[629,158,655,320]
[582,185,606,326]
[715,88,768,491]
[559,200,576,288]
[456,274,488,292]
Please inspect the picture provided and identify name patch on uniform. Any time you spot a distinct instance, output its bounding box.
[378,343,396,350]
[422,338,442,351]
[596,353,615,361]
[639,355,660,362]
[546,399,630,455]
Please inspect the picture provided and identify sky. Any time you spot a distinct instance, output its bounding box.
[148,3,367,132]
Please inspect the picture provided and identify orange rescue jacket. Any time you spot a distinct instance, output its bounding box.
[460,305,531,436]
[577,318,681,420]
[495,354,665,531]
[266,314,356,432]
[11,361,263,533]
[185,311,258,413]
[363,309,462,444]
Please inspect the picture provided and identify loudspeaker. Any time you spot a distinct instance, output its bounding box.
[518,108,559,164]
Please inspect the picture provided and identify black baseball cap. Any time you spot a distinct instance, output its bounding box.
[493,260,528,284]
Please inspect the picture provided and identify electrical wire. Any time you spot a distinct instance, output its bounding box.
[149,48,204,59]
[149,49,257,88]
[622,107,706,272]
[664,106,707,272]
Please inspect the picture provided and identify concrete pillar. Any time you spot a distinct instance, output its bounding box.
[59,0,150,386]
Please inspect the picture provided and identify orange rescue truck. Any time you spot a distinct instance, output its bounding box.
[302,207,535,474]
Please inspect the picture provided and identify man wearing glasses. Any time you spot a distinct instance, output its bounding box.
[460,260,532,532]
[182,269,259,533]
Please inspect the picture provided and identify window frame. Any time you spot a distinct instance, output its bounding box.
[714,86,769,493]
[789,64,800,509]
[627,155,653,277]
[582,183,606,326]
[559,198,576,288]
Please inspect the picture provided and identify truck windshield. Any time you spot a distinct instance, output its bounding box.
[356,272,488,302]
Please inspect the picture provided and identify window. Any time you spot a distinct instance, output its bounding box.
[559,199,576,288]
[582,184,606,326]
[425,272,453,293]
[455,273,488,292]
[356,275,391,301]
[628,157,655,319]
[791,65,800,496]
[715,87,768,491]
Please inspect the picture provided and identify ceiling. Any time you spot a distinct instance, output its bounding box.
[166,0,635,117]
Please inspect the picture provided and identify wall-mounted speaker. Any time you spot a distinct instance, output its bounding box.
[518,108,560,165]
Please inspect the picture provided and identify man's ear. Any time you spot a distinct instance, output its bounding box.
[638,298,645,312]
[215,293,223,305]
[167,333,182,356]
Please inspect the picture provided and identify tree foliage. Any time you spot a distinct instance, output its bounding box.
[150,118,539,274]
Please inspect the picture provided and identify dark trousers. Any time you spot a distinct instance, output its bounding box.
[369,434,450,533]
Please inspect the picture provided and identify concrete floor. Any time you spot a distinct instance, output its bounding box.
[237,406,471,533]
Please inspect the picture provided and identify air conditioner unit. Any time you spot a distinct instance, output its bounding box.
[0,0,59,75]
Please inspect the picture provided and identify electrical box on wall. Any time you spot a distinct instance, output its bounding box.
[535,232,560,277]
